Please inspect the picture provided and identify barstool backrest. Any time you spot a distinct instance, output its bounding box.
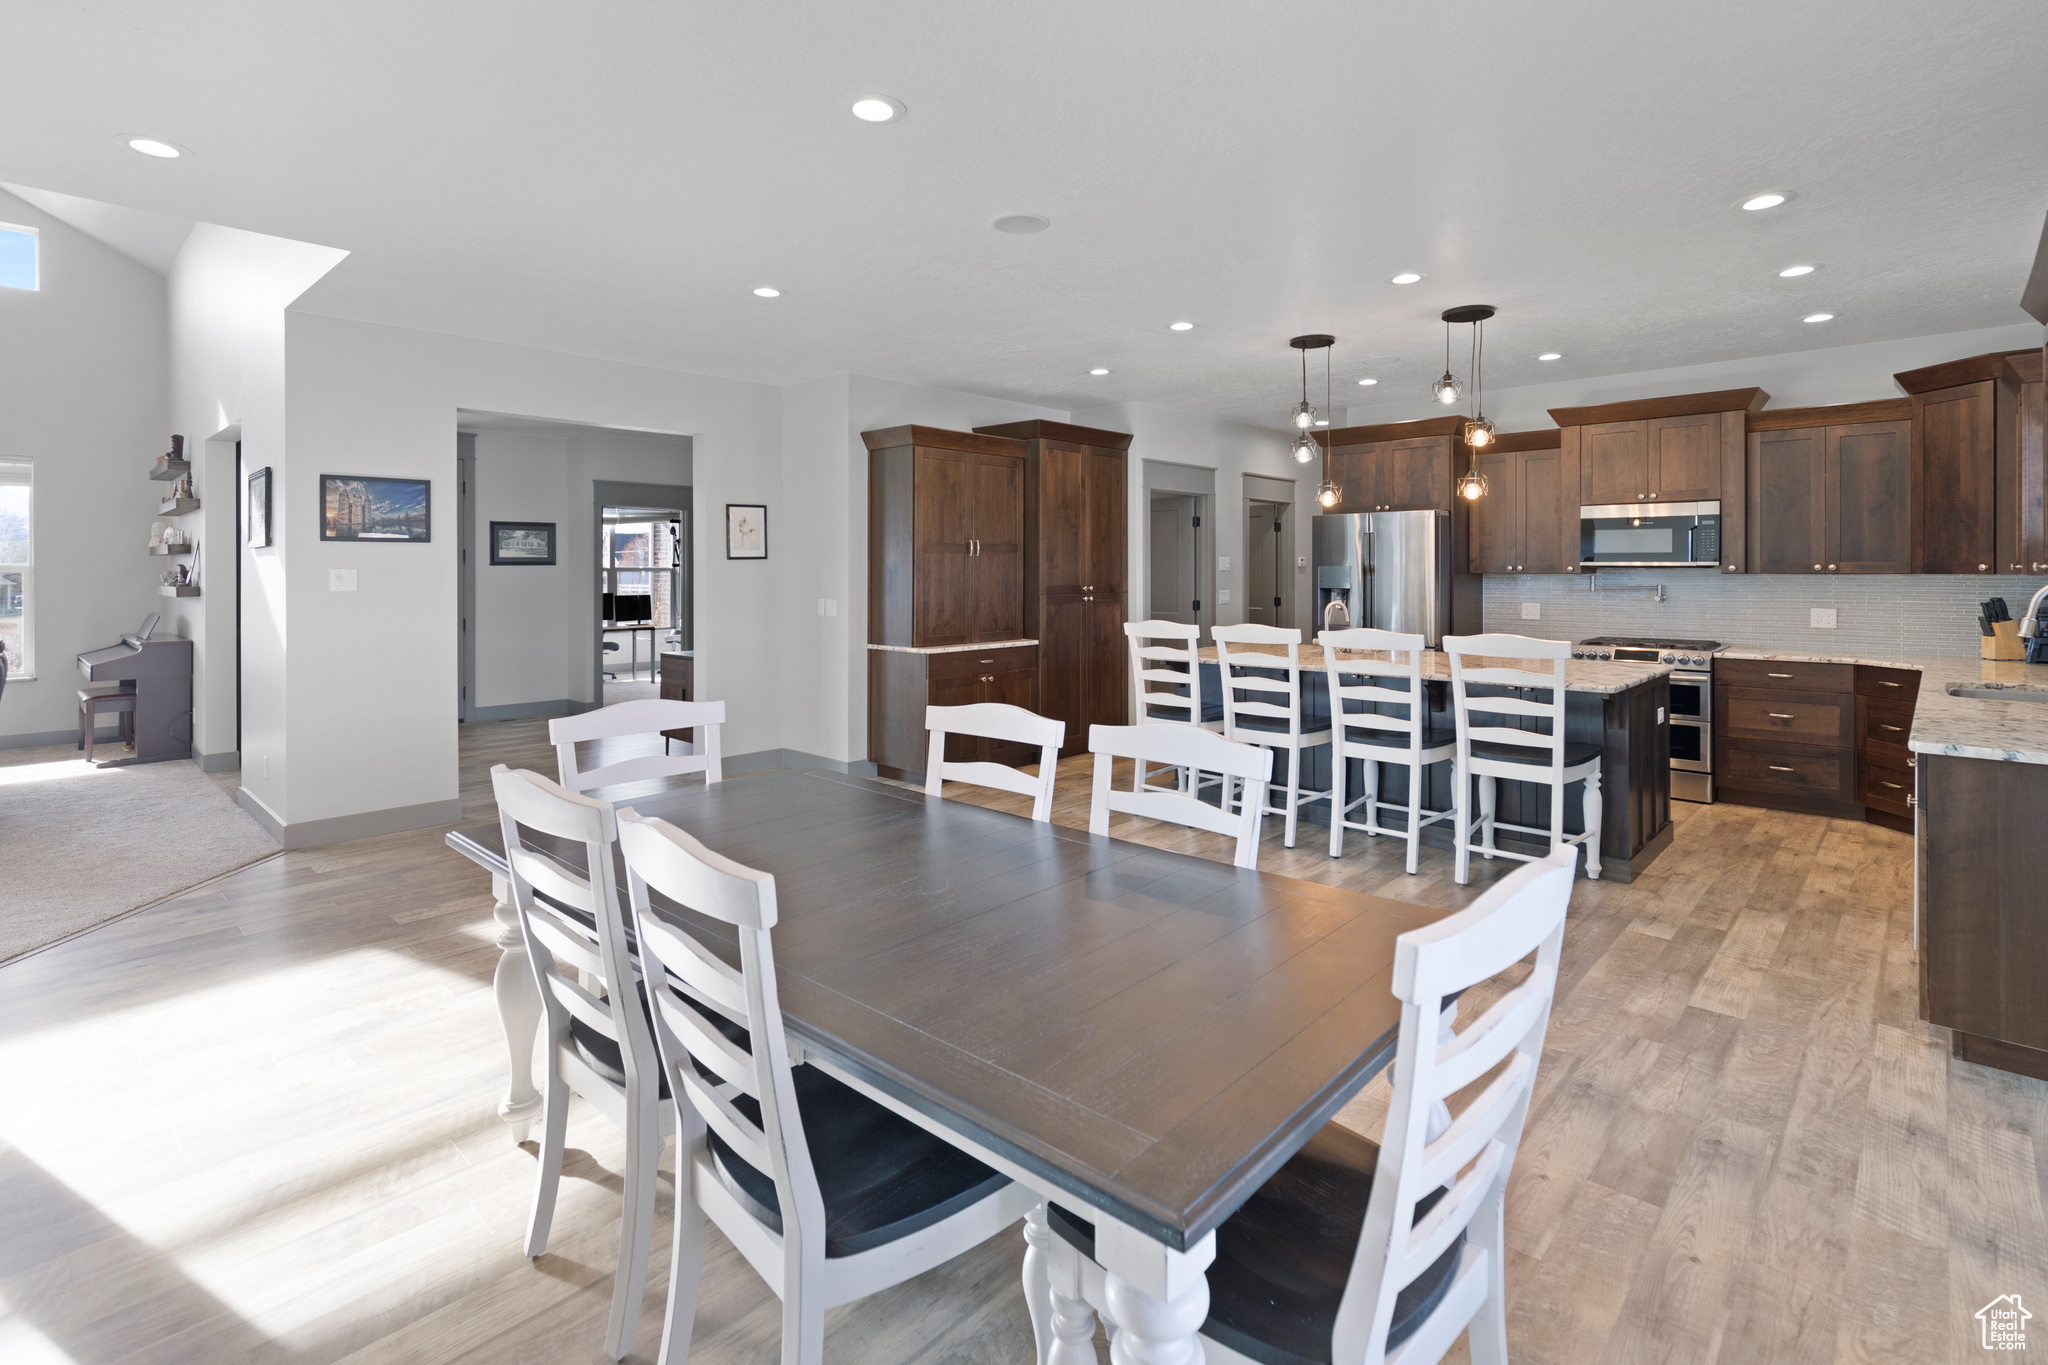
[1320,628,1430,757]
[1125,619,1204,727]
[1211,623,1307,742]
[1441,634,1571,776]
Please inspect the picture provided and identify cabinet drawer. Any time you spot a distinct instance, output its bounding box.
[1857,698,1916,764]
[1716,658,1854,693]
[1722,687,1855,747]
[1857,757,1914,816]
[928,645,1038,681]
[1856,666,1920,703]
[1722,743,1856,800]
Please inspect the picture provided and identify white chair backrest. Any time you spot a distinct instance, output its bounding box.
[551,697,726,794]
[1320,628,1432,758]
[1086,723,1273,869]
[1126,619,1204,728]
[1211,623,1308,742]
[923,703,1065,822]
[615,810,827,1271]
[1332,844,1577,1364]
[1442,633,1570,773]
[490,764,658,1099]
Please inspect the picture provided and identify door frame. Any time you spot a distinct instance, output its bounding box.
[591,480,693,706]
[1144,489,1211,633]
[1244,495,1295,631]
[457,435,476,722]
[1141,460,1217,637]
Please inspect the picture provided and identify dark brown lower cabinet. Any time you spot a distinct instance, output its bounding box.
[1038,593,1126,757]
[1855,666,1919,832]
[658,651,694,744]
[868,644,1038,780]
[1713,659,1860,816]
[1919,753,2048,1081]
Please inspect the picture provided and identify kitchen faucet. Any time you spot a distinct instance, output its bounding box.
[2020,581,2048,639]
[1323,596,1351,633]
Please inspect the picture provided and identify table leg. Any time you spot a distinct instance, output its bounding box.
[1095,1222,1213,1365]
[1023,1203,1056,1365]
[490,873,543,1142]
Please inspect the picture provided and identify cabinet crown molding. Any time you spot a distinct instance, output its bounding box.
[972,419,1133,450]
[1547,387,1767,427]
[1891,350,2034,395]
[860,425,1028,455]
[2004,349,2044,386]
[1314,414,1468,447]
[1478,429,1563,452]
[1747,398,1913,431]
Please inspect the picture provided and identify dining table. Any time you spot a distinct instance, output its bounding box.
[446,764,1447,1359]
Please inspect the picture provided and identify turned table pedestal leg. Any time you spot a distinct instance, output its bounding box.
[490,874,543,1142]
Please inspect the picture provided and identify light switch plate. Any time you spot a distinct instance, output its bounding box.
[817,598,838,617]
[1218,556,1231,572]
[1218,588,1232,604]
[1521,602,1541,619]
[1658,707,1666,723]
[1811,607,1837,629]
[329,569,357,592]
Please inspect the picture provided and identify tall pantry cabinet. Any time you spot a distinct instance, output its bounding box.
[975,420,1132,758]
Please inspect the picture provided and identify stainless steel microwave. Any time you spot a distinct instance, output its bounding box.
[1579,501,1722,568]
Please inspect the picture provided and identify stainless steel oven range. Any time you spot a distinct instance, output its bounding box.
[1572,636,1726,803]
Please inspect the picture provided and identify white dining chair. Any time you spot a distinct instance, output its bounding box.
[1321,629,1456,873]
[1036,843,1578,1365]
[615,808,1036,1365]
[551,697,725,794]
[490,764,671,1361]
[1211,623,1332,848]
[923,702,1066,822]
[1124,620,1225,795]
[1442,634,1603,886]
[1085,723,1273,870]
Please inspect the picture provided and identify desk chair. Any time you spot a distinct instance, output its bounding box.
[603,639,621,680]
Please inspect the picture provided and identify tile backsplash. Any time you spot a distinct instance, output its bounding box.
[1482,569,2048,658]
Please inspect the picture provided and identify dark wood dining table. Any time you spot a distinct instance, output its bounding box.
[446,765,1446,1357]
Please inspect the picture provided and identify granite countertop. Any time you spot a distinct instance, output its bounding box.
[868,639,1038,654]
[1719,646,2048,765]
[1195,644,1673,696]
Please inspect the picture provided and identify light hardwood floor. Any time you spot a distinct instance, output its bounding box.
[0,719,2040,1364]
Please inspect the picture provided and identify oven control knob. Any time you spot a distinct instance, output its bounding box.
[1690,655,1706,666]
[1661,653,1677,664]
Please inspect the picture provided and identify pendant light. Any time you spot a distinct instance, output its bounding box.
[1440,304,1497,500]
[1288,333,1335,462]
[1431,317,1463,406]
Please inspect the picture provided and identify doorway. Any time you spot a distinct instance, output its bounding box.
[1246,499,1292,628]
[598,503,690,704]
[1147,492,1208,628]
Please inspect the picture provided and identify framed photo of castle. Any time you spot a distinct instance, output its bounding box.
[320,475,431,542]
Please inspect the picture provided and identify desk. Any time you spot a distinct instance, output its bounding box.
[447,767,1434,1356]
[600,623,659,682]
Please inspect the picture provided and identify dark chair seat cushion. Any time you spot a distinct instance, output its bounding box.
[1048,1122,1463,1364]
[1340,725,1454,751]
[707,1065,1011,1259]
[1468,737,1600,769]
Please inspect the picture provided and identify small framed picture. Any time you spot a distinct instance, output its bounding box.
[246,467,272,548]
[726,503,767,559]
[490,520,557,566]
[321,474,431,542]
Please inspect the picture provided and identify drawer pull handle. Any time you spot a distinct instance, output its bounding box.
[1879,781,1903,789]
[1768,672,1793,678]
[1878,680,1900,687]
[980,659,995,663]
[1908,794,1917,807]
[1767,712,1795,719]
[1769,765,1794,772]
[1880,723,1902,732]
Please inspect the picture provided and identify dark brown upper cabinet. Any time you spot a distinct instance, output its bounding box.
[1464,431,1566,575]
[1744,403,1911,575]
[1894,352,2031,574]
[1997,350,2047,575]
[865,425,1030,647]
[1550,388,1762,574]
[1314,415,1466,514]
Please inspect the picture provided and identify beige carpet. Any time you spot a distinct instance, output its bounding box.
[0,744,279,963]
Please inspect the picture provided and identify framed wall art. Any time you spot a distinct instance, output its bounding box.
[725,503,766,559]
[490,520,557,565]
[246,466,272,547]
[320,474,430,542]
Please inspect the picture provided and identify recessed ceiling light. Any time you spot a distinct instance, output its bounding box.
[753,287,780,297]
[1089,368,1109,376]
[1169,321,1194,331]
[1778,264,1817,277]
[1803,312,1834,323]
[1314,419,1330,426]
[1538,352,1563,361]
[1741,191,1793,211]
[991,214,1049,235]
[1357,377,1379,386]
[850,96,905,123]
[125,137,183,158]
[1390,272,1423,285]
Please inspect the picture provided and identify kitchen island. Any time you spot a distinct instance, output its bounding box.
[1195,645,1675,881]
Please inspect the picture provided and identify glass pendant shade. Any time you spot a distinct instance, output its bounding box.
[1291,400,1317,429]
[1291,431,1319,464]
[1433,371,1463,404]
[1317,479,1340,508]
[1464,417,1495,448]
[1457,467,1489,500]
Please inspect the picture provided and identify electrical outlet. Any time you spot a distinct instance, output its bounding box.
[329,568,357,592]
[1810,607,1837,629]
[1521,602,1541,620]
[1218,556,1231,572]
[817,598,838,617]
[1218,588,1232,604]
[1296,556,1306,568]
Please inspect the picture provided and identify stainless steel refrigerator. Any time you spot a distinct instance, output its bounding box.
[1311,510,1478,645]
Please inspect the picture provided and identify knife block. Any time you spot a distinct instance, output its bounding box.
[1982,620,2027,661]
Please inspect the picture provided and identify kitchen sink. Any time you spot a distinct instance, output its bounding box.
[1946,683,2048,703]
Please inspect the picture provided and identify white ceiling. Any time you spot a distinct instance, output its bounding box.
[4,0,2045,428]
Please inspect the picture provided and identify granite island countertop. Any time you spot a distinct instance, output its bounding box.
[1196,644,1674,695]
[1718,646,2048,765]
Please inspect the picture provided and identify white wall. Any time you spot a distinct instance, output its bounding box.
[469,430,573,709]
[0,188,168,744]
[1346,322,2046,433]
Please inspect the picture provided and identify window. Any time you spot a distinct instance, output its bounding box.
[0,459,30,677]
[600,509,688,647]
[0,224,36,291]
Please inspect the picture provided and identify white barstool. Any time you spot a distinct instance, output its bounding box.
[1124,619,1224,795]
[1443,633,1603,886]
[1321,628,1455,873]
[1211,624,1332,848]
